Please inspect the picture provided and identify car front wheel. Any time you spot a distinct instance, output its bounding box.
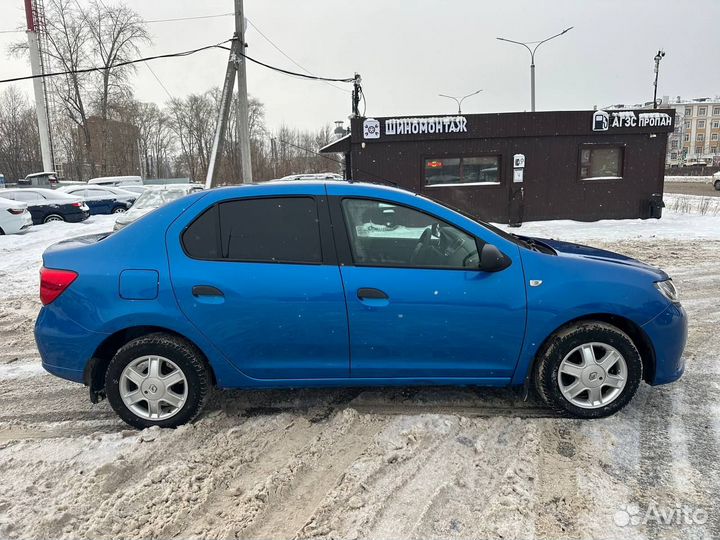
[112,206,127,214]
[534,321,642,418]
[714,180,720,191]
[106,333,211,429]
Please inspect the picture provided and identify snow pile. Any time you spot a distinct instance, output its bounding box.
[664,176,712,184]
[0,216,115,300]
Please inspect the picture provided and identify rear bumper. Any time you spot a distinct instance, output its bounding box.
[65,211,90,223]
[642,302,688,385]
[35,306,108,384]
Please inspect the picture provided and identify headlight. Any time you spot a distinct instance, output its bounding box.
[655,279,679,303]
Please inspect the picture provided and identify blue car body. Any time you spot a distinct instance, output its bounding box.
[35,182,687,395]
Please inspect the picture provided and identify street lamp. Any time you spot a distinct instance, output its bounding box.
[653,49,666,109]
[496,27,573,112]
[438,89,483,114]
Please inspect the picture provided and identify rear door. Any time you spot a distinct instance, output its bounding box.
[327,186,527,381]
[83,188,113,214]
[166,187,350,380]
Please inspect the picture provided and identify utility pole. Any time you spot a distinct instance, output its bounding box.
[234,0,252,183]
[24,0,53,172]
[653,50,666,109]
[205,0,252,188]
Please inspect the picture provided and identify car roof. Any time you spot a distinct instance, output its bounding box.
[2,188,76,198]
[143,183,203,191]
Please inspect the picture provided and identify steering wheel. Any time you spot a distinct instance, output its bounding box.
[410,228,432,264]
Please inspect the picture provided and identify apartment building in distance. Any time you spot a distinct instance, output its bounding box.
[606,96,720,167]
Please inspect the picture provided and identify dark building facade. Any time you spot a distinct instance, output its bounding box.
[321,109,674,223]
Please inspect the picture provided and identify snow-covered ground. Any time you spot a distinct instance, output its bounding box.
[664,175,713,184]
[1,209,719,539]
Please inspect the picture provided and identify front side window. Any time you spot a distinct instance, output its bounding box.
[579,146,624,180]
[341,198,480,269]
[424,156,500,186]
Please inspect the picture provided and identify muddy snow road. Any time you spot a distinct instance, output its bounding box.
[1,218,719,540]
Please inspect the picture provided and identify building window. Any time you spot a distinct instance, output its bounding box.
[711,133,719,141]
[712,147,718,155]
[697,134,705,142]
[698,120,706,129]
[684,134,690,142]
[685,107,692,116]
[714,107,720,115]
[671,140,679,149]
[670,152,678,160]
[684,121,691,129]
[579,145,624,180]
[424,156,500,186]
[712,121,720,129]
[699,107,707,116]
[696,146,703,155]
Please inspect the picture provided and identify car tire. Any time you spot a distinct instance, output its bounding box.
[112,206,127,214]
[534,321,642,419]
[714,180,720,191]
[44,214,64,223]
[106,333,211,429]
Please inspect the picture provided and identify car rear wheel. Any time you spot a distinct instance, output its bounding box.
[44,214,64,223]
[112,206,127,214]
[714,180,720,191]
[106,333,211,429]
[534,321,642,418]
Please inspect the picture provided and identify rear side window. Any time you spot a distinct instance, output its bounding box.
[182,197,322,264]
[182,205,220,259]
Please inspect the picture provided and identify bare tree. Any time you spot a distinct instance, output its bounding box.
[83,0,149,175]
[0,87,42,180]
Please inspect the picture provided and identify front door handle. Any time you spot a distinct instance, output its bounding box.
[192,285,224,298]
[357,288,389,300]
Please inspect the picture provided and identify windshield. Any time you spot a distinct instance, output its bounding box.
[132,188,188,210]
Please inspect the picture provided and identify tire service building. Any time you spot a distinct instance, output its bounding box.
[321,110,674,224]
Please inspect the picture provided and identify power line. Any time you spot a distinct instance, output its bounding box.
[217,43,354,83]
[145,12,234,24]
[246,18,350,94]
[145,64,174,101]
[0,39,233,84]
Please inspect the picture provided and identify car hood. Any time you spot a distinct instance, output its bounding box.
[529,237,669,280]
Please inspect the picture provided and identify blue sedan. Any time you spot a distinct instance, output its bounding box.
[34,181,687,428]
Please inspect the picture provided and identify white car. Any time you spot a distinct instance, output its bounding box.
[0,198,33,234]
[713,171,720,191]
[113,184,203,231]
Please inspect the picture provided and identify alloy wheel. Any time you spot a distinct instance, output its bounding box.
[557,342,628,409]
[119,355,188,420]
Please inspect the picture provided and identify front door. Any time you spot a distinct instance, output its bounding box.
[335,196,526,380]
[167,194,349,380]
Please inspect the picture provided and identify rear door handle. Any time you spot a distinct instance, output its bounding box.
[192,285,224,297]
[357,288,389,300]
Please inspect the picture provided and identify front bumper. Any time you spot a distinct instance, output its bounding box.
[642,302,688,385]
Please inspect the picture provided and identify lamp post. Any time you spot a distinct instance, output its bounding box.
[438,89,483,114]
[496,27,573,112]
[653,50,666,109]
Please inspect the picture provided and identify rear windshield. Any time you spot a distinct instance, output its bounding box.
[133,189,188,209]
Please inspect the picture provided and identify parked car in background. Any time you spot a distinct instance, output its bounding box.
[0,188,89,224]
[57,185,136,215]
[0,173,6,189]
[88,176,143,188]
[278,173,344,181]
[118,185,148,196]
[18,171,59,188]
[35,181,687,428]
[713,171,720,191]
[0,198,32,234]
[113,184,203,231]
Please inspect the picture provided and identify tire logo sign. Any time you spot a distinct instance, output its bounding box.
[363,118,380,139]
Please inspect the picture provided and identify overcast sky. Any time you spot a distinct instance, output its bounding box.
[2,0,719,131]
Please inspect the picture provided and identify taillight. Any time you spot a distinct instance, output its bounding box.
[40,267,78,305]
[7,208,25,215]
[71,202,82,207]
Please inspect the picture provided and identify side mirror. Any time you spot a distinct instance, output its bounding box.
[480,243,512,272]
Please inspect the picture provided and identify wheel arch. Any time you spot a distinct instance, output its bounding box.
[526,313,656,389]
[84,325,217,403]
